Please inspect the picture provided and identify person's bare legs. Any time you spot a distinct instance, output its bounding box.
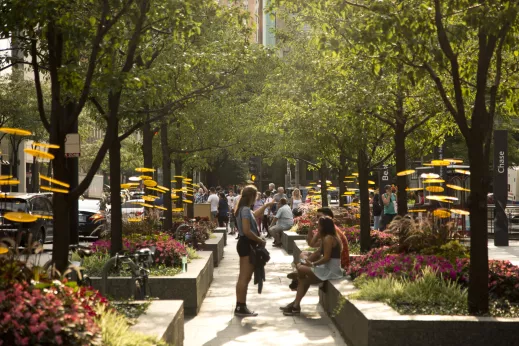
[236,255,255,304]
[294,264,321,307]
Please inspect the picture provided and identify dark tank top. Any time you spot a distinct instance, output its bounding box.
[321,237,341,258]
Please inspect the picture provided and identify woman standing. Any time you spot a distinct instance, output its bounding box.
[235,185,273,317]
[372,192,382,230]
[291,188,303,211]
[217,192,229,227]
[281,216,343,315]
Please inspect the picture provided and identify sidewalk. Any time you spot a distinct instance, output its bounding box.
[488,239,519,265]
[184,233,347,346]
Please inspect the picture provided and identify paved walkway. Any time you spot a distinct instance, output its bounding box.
[184,234,347,346]
[488,239,519,265]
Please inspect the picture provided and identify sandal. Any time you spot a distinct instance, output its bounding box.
[283,305,301,316]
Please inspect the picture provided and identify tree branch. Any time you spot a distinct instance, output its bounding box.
[404,112,436,136]
[31,38,50,133]
[89,97,108,120]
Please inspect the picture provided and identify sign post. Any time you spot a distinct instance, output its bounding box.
[494,130,508,246]
[378,164,391,193]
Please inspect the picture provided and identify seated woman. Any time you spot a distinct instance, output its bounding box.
[281,216,343,315]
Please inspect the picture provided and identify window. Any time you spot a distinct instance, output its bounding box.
[31,198,48,213]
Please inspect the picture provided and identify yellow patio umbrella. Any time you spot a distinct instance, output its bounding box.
[0,247,8,254]
[121,183,132,189]
[420,173,440,179]
[40,175,70,188]
[143,195,158,202]
[429,160,451,166]
[135,167,156,173]
[33,142,60,149]
[408,209,427,213]
[424,179,445,183]
[137,202,154,208]
[172,208,184,212]
[0,128,32,136]
[368,180,375,185]
[444,158,463,164]
[143,180,158,187]
[450,209,470,216]
[352,173,359,176]
[183,199,193,204]
[426,186,444,193]
[174,175,185,179]
[344,176,356,179]
[406,187,422,191]
[426,195,458,202]
[343,180,354,183]
[171,194,179,199]
[24,149,54,160]
[186,193,193,197]
[0,175,13,180]
[0,180,20,185]
[33,214,53,220]
[4,212,37,223]
[454,169,471,175]
[397,169,415,176]
[156,185,169,191]
[155,206,167,211]
[140,175,153,180]
[433,209,451,218]
[128,217,143,222]
[446,184,470,192]
[40,186,69,194]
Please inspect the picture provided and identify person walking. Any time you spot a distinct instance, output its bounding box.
[380,185,397,230]
[234,185,273,317]
[273,187,287,211]
[207,187,219,221]
[262,191,273,235]
[217,192,230,227]
[372,191,382,230]
[253,192,264,232]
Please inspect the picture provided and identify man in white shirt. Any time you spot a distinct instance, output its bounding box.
[207,187,219,221]
[268,198,294,247]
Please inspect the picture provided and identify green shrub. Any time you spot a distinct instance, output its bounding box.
[421,240,469,263]
[351,267,468,315]
[186,246,201,261]
[97,305,168,346]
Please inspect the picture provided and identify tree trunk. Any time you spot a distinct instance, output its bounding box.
[319,165,328,207]
[51,128,71,273]
[467,139,489,314]
[338,154,347,207]
[160,120,173,231]
[109,122,123,256]
[395,122,408,216]
[358,150,371,252]
[142,119,154,169]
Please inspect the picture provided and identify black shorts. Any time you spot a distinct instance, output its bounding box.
[237,236,252,257]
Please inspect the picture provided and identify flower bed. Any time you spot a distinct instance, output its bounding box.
[0,256,165,345]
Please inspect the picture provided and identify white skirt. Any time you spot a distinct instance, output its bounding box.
[312,258,343,281]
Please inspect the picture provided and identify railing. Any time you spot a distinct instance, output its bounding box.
[487,205,519,234]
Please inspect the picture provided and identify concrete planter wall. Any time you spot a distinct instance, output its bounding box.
[320,278,519,346]
[131,300,184,346]
[203,232,224,267]
[293,240,308,264]
[91,251,214,315]
[281,231,306,254]
[213,227,227,246]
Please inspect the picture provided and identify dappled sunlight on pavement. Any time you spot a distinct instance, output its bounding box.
[184,232,347,346]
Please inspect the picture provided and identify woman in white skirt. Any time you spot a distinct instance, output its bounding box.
[281,216,343,315]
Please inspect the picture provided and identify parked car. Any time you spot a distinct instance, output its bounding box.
[121,199,145,220]
[130,191,145,200]
[78,199,106,238]
[0,193,53,245]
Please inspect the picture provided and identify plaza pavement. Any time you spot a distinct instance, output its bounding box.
[183,233,348,346]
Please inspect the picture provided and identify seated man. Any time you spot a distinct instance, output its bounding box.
[288,207,349,290]
[268,198,294,247]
